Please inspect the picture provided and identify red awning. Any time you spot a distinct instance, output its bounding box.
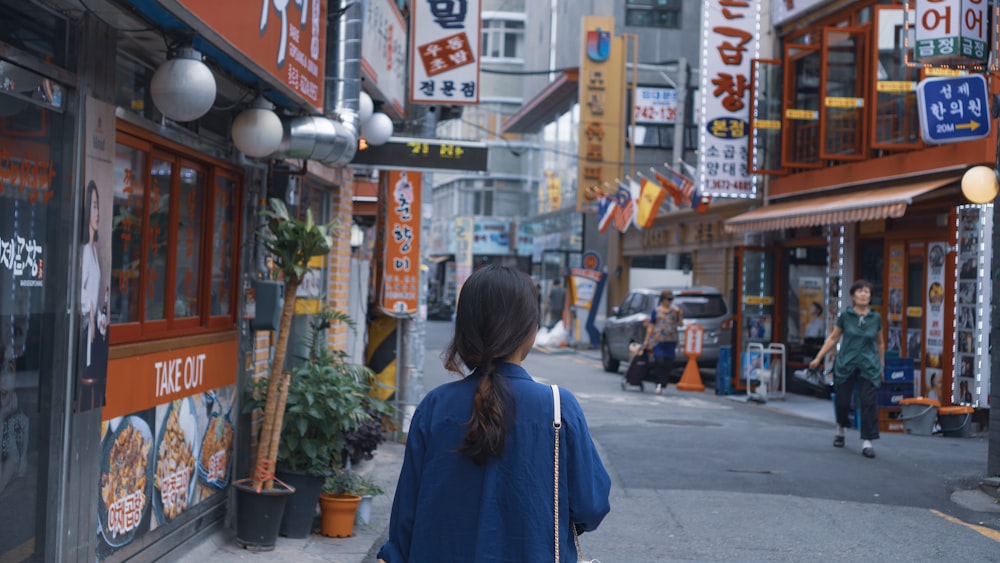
[723,177,958,234]
[502,68,578,135]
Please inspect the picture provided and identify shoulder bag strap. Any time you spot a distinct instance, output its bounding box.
[551,384,561,563]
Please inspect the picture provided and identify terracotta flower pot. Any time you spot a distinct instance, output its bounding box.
[318,493,361,538]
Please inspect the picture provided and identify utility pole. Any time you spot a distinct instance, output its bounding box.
[672,57,688,169]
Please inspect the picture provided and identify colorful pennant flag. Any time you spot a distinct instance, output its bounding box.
[651,164,695,207]
[636,176,666,228]
[597,194,617,233]
[628,177,643,229]
[613,181,635,233]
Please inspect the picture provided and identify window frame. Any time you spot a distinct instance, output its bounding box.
[870,5,924,151]
[624,0,682,29]
[819,25,870,161]
[749,58,785,175]
[781,43,823,169]
[110,125,242,344]
[480,16,524,61]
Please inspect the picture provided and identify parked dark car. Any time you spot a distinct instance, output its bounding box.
[600,286,734,377]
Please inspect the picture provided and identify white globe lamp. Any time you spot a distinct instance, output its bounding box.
[362,111,394,146]
[961,165,1000,204]
[358,91,374,126]
[231,96,284,158]
[150,47,217,122]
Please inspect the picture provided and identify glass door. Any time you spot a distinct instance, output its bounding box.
[734,247,777,390]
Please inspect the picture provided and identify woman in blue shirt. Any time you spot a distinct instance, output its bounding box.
[378,265,611,562]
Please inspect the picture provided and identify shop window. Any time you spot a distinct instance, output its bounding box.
[857,242,884,310]
[749,59,784,175]
[781,44,822,168]
[871,6,921,149]
[625,0,682,29]
[820,27,868,161]
[110,132,240,343]
[473,190,493,216]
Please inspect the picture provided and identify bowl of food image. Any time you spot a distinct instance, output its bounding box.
[153,397,199,524]
[98,416,154,547]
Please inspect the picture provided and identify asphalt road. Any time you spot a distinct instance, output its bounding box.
[418,320,1000,562]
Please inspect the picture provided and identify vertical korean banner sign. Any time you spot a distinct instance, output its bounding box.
[380,171,421,316]
[698,0,760,199]
[925,241,947,402]
[77,97,114,412]
[409,0,482,104]
[577,15,625,213]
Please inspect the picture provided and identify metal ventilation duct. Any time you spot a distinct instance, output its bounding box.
[272,0,361,166]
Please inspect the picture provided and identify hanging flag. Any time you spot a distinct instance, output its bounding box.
[652,165,694,207]
[668,163,696,204]
[637,176,666,228]
[628,177,643,229]
[613,181,634,233]
[597,194,617,233]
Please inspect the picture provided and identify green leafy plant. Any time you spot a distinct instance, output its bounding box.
[322,468,383,497]
[245,307,393,478]
[251,198,337,490]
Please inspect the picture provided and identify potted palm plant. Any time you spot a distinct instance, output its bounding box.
[234,199,337,551]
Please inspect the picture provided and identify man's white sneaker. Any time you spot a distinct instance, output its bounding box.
[655,384,663,395]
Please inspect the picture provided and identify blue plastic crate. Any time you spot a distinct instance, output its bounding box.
[878,383,915,407]
[884,358,915,383]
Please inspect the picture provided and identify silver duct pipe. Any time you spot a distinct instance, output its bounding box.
[272,0,361,166]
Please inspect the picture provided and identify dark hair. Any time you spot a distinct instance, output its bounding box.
[82,180,99,243]
[659,289,674,304]
[444,264,539,464]
[849,279,873,296]
[812,301,823,314]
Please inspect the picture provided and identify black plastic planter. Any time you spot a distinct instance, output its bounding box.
[276,469,325,538]
[233,479,295,552]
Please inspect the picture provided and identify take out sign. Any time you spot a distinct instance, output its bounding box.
[104,339,237,420]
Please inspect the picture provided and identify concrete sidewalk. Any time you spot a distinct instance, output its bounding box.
[174,441,403,563]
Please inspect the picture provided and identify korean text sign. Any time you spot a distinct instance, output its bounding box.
[698,0,760,199]
[914,0,988,65]
[362,0,407,115]
[380,170,421,316]
[174,0,326,113]
[577,15,626,213]
[410,0,482,104]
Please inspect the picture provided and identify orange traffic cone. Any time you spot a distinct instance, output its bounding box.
[675,355,705,392]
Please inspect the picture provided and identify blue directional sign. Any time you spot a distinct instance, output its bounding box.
[916,74,991,145]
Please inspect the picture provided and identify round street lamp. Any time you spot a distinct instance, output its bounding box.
[961,165,1000,204]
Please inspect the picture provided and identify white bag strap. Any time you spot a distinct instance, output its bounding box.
[551,384,561,563]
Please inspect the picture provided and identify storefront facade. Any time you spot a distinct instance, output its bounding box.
[0,1,360,561]
[723,0,993,412]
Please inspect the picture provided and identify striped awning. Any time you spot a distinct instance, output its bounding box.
[723,177,958,234]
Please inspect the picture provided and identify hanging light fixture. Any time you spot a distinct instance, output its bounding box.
[361,112,394,146]
[961,165,1000,204]
[358,91,374,126]
[231,95,284,158]
[150,47,217,122]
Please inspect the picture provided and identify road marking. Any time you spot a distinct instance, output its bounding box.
[930,509,1000,542]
